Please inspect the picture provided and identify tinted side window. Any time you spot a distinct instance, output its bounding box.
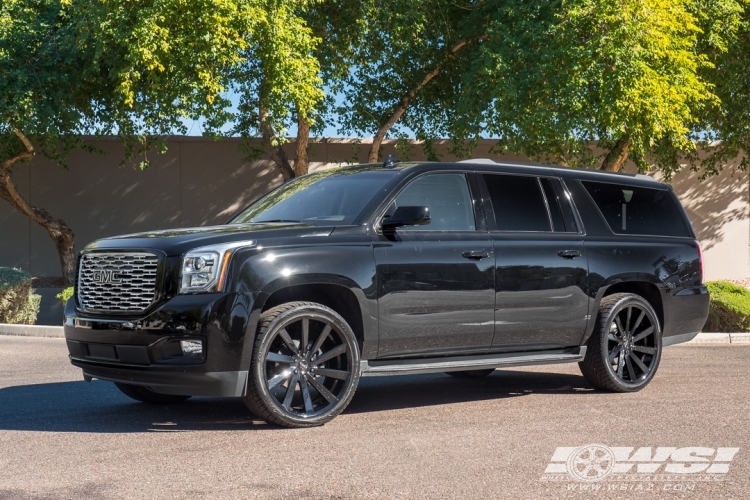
[394,173,475,231]
[581,181,692,237]
[484,174,551,231]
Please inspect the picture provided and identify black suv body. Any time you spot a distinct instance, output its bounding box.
[64,160,709,427]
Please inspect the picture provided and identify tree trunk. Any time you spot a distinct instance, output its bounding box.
[294,104,310,177]
[259,97,295,182]
[367,36,485,163]
[0,128,77,286]
[600,136,632,172]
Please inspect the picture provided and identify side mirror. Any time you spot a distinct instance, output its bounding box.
[382,206,431,230]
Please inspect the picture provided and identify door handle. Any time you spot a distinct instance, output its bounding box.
[462,250,490,260]
[558,249,581,259]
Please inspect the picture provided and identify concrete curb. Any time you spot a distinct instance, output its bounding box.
[0,324,64,338]
[687,333,750,344]
[0,325,748,344]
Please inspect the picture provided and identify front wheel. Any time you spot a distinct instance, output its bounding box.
[579,293,662,392]
[243,302,361,428]
[114,383,191,404]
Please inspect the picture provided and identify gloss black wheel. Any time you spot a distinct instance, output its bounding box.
[243,302,360,427]
[579,293,662,392]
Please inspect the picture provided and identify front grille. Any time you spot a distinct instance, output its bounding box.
[77,252,159,313]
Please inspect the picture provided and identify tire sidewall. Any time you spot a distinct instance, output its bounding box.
[251,304,361,426]
[598,294,662,392]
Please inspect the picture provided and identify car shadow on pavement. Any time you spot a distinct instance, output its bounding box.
[0,370,593,433]
[346,369,594,414]
[0,380,267,433]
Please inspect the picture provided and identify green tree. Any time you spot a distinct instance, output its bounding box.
[223,0,372,180]
[459,0,721,177]
[331,0,488,163]
[335,0,742,179]
[694,0,750,177]
[0,0,254,284]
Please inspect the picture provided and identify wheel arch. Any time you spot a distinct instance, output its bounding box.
[240,274,376,370]
[583,280,665,345]
[601,281,664,331]
[261,282,366,350]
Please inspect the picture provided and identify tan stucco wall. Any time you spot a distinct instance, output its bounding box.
[0,137,747,281]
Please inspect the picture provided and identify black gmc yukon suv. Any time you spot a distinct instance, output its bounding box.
[64,159,709,427]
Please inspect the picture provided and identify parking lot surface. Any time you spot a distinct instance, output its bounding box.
[0,336,748,499]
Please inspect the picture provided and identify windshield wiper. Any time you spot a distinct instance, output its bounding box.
[252,219,303,223]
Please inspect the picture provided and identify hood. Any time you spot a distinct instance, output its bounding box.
[82,223,334,256]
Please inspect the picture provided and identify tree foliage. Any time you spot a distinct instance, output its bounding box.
[694,0,750,177]
[0,0,258,283]
[332,0,747,178]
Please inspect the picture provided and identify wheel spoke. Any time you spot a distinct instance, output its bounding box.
[631,310,646,334]
[278,328,300,356]
[608,345,622,364]
[299,376,314,414]
[633,326,654,342]
[632,345,656,355]
[625,355,636,381]
[625,306,632,333]
[282,371,300,410]
[315,368,350,380]
[608,332,620,343]
[629,352,649,374]
[300,318,309,353]
[313,343,347,365]
[308,325,331,360]
[305,374,338,404]
[616,350,625,378]
[266,352,295,364]
[267,369,292,390]
[614,316,626,336]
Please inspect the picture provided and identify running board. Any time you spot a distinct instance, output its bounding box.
[360,347,586,377]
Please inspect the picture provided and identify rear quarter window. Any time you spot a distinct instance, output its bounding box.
[581,181,692,237]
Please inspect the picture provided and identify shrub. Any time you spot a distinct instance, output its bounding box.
[0,267,41,325]
[56,286,74,305]
[704,281,750,332]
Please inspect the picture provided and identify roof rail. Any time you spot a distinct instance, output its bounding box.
[635,173,657,182]
[456,158,498,165]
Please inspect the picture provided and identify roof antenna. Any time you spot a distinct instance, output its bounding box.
[382,154,401,168]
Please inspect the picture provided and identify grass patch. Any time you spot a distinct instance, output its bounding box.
[704,281,750,332]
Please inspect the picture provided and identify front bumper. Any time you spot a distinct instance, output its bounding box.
[71,358,248,396]
[63,291,255,397]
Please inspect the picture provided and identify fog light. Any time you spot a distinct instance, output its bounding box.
[180,340,203,355]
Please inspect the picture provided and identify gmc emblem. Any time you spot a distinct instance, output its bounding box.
[91,270,122,284]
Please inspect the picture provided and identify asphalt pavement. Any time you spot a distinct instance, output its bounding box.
[0,336,748,499]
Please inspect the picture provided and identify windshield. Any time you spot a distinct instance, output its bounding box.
[231,167,397,225]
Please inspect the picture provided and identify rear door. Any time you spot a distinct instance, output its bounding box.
[479,173,589,350]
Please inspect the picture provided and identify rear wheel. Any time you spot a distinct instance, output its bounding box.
[114,383,191,404]
[243,302,361,428]
[445,369,495,378]
[579,293,662,392]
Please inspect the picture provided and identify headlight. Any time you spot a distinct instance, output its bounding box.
[179,241,256,294]
[181,251,219,291]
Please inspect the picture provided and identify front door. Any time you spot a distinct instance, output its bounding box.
[374,172,495,358]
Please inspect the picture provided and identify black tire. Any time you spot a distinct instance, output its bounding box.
[445,369,495,378]
[243,301,361,428]
[579,293,662,392]
[114,383,191,404]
